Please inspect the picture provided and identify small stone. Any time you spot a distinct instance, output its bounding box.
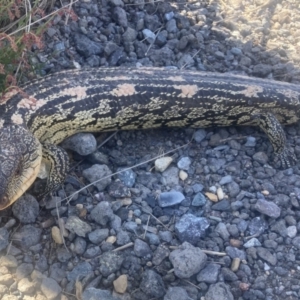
[90,201,114,226]
[0,227,9,251]
[65,215,91,237]
[257,247,277,265]
[169,242,207,278]
[99,252,124,277]
[261,190,269,196]
[205,192,218,202]
[197,263,220,284]
[158,191,185,207]
[179,170,188,181]
[67,262,92,281]
[82,164,112,191]
[253,151,268,165]
[113,275,127,294]
[40,277,62,299]
[134,239,152,258]
[155,157,173,172]
[142,29,156,43]
[17,278,36,295]
[62,133,97,155]
[177,157,192,170]
[245,136,256,147]
[175,214,210,245]
[140,270,165,298]
[194,129,207,143]
[254,199,281,218]
[205,282,234,300]
[0,255,17,268]
[243,238,261,248]
[219,175,232,185]
[287,225,297,238]
[88,228,109,244]
[117,168,136,187]
[12,194,39,224]
[192,193,206,207]
[164,286,193,300]
[51,226,63,244]
[162,166,179,186]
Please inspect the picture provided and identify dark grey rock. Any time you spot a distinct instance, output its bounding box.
[194,129,207,143]
[153,244,170,266]
[122,27,137,43]
[248,217,268,235]
[219,175,232,185]
[169,242,207,279]
[175,213,209,245]
[225,246,246,260]
[177,157,191,170]
[73,237,87,255]
[254,199,281,218]
[0,227,9,251]
[83,246,101,258]
[257,247,277,266]
[116,230,131,245]
[227,181,240,198]
[62,133,97,155]
[12,225,42,249]
[158,231,173,242]
[197,263,221,284]
[65,215,92,237]
[82,287,118,300]
[113,7,127,27]
[140,269,165,298]
[90,201,114,226]
[215,222,230,240]
[166,19,177,33]
[12,194,39,224]
[244,238,261,248]
[134,239,152,258]
[88,228,109,244]
[16,263,34,280]
[221,268,238,281]
[164,286,193,300]
[40,277,62,299]
[117,168,136,187]
[211,200,231,211]
[192,192,207,207]
[108,181,131,198]
[82,164,112,192]
[98,252,124,277]
[73,34,103,58]
[158,191,185,207]
[49,263,66,282]
[205,282,234,300]
[67,262,93,281]
[253,151,268,165]
[56,247,72,263]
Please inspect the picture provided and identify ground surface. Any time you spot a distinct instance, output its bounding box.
[1,0,300,299]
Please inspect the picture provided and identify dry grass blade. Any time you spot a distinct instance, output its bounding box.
[75,278,83,300]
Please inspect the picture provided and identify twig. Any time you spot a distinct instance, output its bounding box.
[113,242,134,252]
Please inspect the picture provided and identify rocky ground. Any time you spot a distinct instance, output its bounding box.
[1,0,300,299]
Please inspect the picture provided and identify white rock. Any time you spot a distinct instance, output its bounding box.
[155,157,173,172]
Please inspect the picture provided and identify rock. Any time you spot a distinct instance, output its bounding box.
[140,270,165,298]
[192,192,207,207]
[65,215,92,237]
[197,263,221,283]
[225,246,246,260]
[73,34,103,58]
[90,201,115,226]
[108,181,131,198]
[82,164,112,191]
[204,282,234,300]
[0,227,9,251]
[134,239,152,258]
[117,168,136,187]
[162,166,179,185]
[82,287,119,300]
[194,129,207,143]
[158,191,185,207]
[98,252,124,277]
[257,247,277,266]
[211,200,231,211]
[12,225,42,249]
[254,199,281,218]
[253,151,268,165]
[243,238,262,248]
[215,222,230,240]
[16,263,34,280]
[40,277,62,299]
[142,29,156,43]
[73,237,87,255]
[219,175,232,185]
[155,157,173,172]
[175,214,210,245]
[248,216,268,235]
[113,7,127,27]
[179,170,188,180]
[152,245,170,266]
[169,242,207,278]
[177,157,191,170]
[122,27,138,43]
[113,275,127,294]
[221,268,238,281]
[164,286,193,300]
[88,228,109,244]
[205,192,218,202]
[67,262,92,281]
[0,256,18,268]
[12,194,39,224]
[62,133,97,155]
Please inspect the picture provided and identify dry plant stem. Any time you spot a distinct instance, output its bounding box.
[143,215,151,239]
[112,242,134,252]
[169,246,226,256]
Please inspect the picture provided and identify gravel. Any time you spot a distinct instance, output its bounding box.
[1,0,300,299]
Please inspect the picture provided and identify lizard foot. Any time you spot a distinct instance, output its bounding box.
[274,147,297,169]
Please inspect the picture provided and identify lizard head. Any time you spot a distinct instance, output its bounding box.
[0,125,42,210]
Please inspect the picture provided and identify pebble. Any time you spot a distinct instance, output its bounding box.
[65,215,92,237]
[192,192,207,207]
[117,168,136,187]
[82,164,112,191]
[244,238,262,248]
[205,282,234,300]
[134,239,152,258]
[216,187,224,200]
[152,245,170,266]
[155,157,173,172]
[99,252,124,277]
[254,199,281,218]
[158,191,185,207]
[205,192,218,202]
[82,287,118,300]
[175,214,210,244]
[197,263,221,283]
[179,170,188,180]
[162,166,180,185]
[90,201,115,226]
[88,228,109,244]
[61,133,97,155]
[139,270,165,298]
[40,277,62,299]
[12,194,39,224]
[113,275,127,294]
[164,286,193,300]
[219,175,232,185]
[177,157,192,170]
[67,262,92,281]
[51,226,64,244]
[0,228,9,251]
[194,129,207,143]
[231,257,241,272]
